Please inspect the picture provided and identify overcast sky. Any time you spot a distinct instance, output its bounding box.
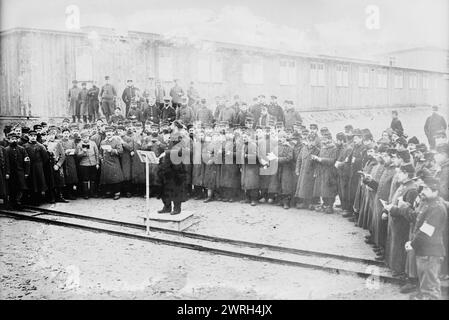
[1,0,448,59]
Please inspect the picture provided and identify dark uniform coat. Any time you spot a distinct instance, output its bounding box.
[220,140,241,189]
[277,142,295,195]
[0,146,9,198]
[239,140,260,191]
[5,144,30,192]
[313,142,338,198]
[120,134,134,181]
[295,142,320,199]
[99,137,124,185]
[158,139,187,202]
[24,141,49,193]
[68,86,81,115]
[60,139,78,185]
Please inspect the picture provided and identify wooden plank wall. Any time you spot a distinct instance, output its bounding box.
[0,28,447,119]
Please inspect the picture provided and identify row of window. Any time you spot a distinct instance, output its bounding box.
[159,48,435,89]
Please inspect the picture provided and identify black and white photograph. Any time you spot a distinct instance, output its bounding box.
[0,0,448,304]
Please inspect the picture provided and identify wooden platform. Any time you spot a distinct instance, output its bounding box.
[142,211,195,232]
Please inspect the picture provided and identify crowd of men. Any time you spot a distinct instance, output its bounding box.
[0,77,448,300]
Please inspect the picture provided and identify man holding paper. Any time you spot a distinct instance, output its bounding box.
[405,176,447,300]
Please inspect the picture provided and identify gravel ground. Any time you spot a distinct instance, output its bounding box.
[40,197,375,260]
[0,217,408,300]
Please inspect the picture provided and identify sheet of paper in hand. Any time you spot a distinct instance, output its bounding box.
[137,150,158,164]
[266,152,278,161]
[101,145,112,151]
[419,222,435,237]
[67,149,76,155]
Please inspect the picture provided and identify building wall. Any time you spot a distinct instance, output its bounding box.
[1,28,448,120]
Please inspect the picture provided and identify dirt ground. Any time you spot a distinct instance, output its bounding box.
[0,216,408,300]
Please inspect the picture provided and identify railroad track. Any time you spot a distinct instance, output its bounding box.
[0,206,402,285]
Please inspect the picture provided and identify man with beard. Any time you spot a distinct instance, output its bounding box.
[384,163,419,277]
[157,120,188,215]
[99,126,124,200]
[76,129,99,199]
[42,129,68,203]
[365,148,397,262]
[4,133,30,207]
[344,129,366,220]
[142,96,161,125]
[23,130,49,204]
[295,130,321,210]
[311,132,338,214]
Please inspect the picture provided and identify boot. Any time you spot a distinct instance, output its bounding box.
[82,182,89,199]
[158,201,171,214]
[90,181,98,198]
[171,202,181,215]
[56,189,69,203]
[113,192,120,200]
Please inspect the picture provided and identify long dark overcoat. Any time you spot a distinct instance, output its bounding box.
[99,137,124,185]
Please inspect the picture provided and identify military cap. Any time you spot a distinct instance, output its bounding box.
[69,123,79,130]
[270,95,277,99]
[129,115,137,120]
[172,120,186,130]
[391,129,401,137]
[41,122,47,127]
[352,129,363,136]
[72,80,78,84]
[163,96,172,101]
[81,82,87,86]
[134,122,142,127]
[293,120,302,126]
[150,124,160,130]
[123,119,131,125]
[22,127,30,134]
[115,106,121,111]
[200,98,207,103]
[323,132,333,139]
[400,163,415,175]
[320,127,329,132]
[275,121,284,128]
[116,125,125,130]
[431,105,439,111]
[80,130,90,138]
[33,124,42,130]
[258,94,265,98]
[309,124,318,130]
[180,96,188,104]
[83,123,91,130]
[408,136,420,145]
[28,130,37,136]
[344,124,354,131]
[436,143,449,155]
[61,127,70,133]
[105,126,114,132]
[126,79,133,83]
[396,137,408,147]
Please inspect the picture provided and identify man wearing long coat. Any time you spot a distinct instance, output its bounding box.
[424,106,448,149]
[24,132,49,201]
[99,127,124,200]
[239,133,260,206]
[295,135,320,209]
[5,133,30,206]
[68,80,81,123]
[312,133,338,213]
